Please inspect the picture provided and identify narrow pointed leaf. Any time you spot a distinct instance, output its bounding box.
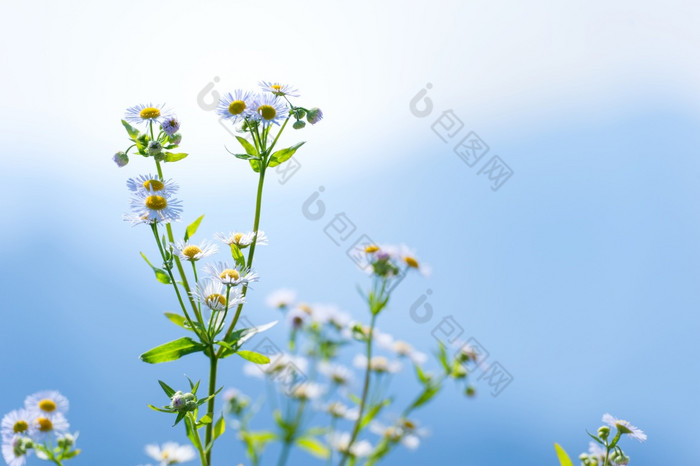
[121,119,140,139]
[554,443,574,466]
[158,380,176,398]
[296,437,329,459]
[236,136,257,155]
[140,337,207,364]
[184,215,205,241]
[214,415,226,440]
[164,152,188,162]
[268,142,305,167]
[236,350,270,364]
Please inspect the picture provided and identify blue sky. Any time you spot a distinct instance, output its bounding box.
[2,1,700,465]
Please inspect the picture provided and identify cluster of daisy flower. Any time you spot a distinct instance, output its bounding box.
[556,414,646,466]
[1,391,79,466]
[222,248,475,466]
[140,442,196,466]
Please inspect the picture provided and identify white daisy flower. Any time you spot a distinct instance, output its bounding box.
[370,418,428,450]
[308,305,352,329]
[174,240,218,262]
[191,280,245,312]
[2,436,31,466]
[126,174,179,196]
[217,90,255,123]
[204,262,259,287]
[318,361,353,386]
[1,410,34,439]
[324,402,357,420]
[258,81,300,97]
[289,382,325,401]
[129,191,183,224]
[388,340,428,365]
[586,441,607,461]
[248,93,289,127]
[31,412,69,441]
[353,355,402,374]
[25,391,69,416]
[215,230,268,248]
[265,288,297,309]
[125,103,167,126]
[602,414,647,442]
[327,432,372,458]
[145,442,196,465]
[286,307,308,329]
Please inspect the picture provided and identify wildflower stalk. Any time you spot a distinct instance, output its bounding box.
[340,312,378,466]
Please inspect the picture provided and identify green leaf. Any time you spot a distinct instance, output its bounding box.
[199,414,213,424]
[140,337,207,364]
[164,312,187,329]
[158,380,176,398]
[236,350,270,364]
[236,136,258,155]
[140,252,171,284]
[230,244,245,269]
[121,119,140,139]
[296,437,330,459]
[268,142,305,167]
[147,404,174,413]
[554,443,574,466]
[184,215,204,241]
[360,399,390,429]
[249,158,261,173]
[164,152,188,162]
[214,415,226,440]
[409,384,441,410]
[174,411,187,426]
[185,416,203,448]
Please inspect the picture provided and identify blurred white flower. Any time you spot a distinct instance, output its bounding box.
[1,410,34,439]
[2,435,31,466]
[602,414,647,442]
[353,355,402,374]
[318,361,353,386]
[328,432,372,458]
[265,289,297,309]
[289,382,325,401]
[145,442,196,465]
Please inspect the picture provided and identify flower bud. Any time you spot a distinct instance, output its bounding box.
[306,107,323,125]
[147,141,163,156]
[465,386,476,397]
[113,151,129,167]
[169,133,182,145]
[293,120,306,130]
[57,433,75,448]
[597,426,610,440]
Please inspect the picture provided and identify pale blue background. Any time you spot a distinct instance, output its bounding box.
[2,0,699,464]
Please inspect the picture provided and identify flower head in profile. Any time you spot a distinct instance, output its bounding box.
[306,107,323,125]
[125,103,166,126]
[2,436,32,466]
[174,240,218,262]
[327,432,372,458]
[145,442,196,465]
[161,116,180,136]
[602,414,647,442]
[24,391,69,416]
[215,230,268,248]
[353,354,402,374]
[318,361,353,386]
[204,262,259,287]
[288,382,325,401]
[259,81,300,97]
[1,410,34,439]
[127,174,179,196]
[217,90,254,123]
[191,280,245,312]
[248,93,289,127]
[129,190,183,224]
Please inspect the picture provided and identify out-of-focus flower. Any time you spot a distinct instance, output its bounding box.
[602,414,647,442]
[353,355,402,374]
[1,410,34,439]
[318,361,353,386]
[145,442,196,465]
[2,436,32,466]
[327,432,372,458]
[265,289,297,309]
[31,413,69,441]
[289,382,325,401]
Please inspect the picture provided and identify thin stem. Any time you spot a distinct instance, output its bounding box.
[340,313,377,466]
[277,442,292,466]
[189,413,208,466]
[205,355,218,464]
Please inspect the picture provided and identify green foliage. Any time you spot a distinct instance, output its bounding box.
[184,215,204,241]
[268,142,305,167]
[554,443,574,466]
[140,337,207,363]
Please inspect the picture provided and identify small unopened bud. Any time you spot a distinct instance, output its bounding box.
[57,433,75,448]
[169,133,182,145]
[147,141,162,156]
[113,151,129,167]
[597,426,610,439]
[306,107,323,125]
[465,386,476,397]
[292,120,306,130]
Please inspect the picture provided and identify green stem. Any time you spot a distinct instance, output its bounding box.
[205,354,218,464]
[189,413,208,466]
[216,166,267,356]
[340,313,377,466]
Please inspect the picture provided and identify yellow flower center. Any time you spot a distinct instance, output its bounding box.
[220,269,240,281]
[39,399,57,412]
[365,245,379,253]
[37,417,53,432]
[258,105,276,120]
[206,294,227,307]
[13,420,28,433]
[271,85,282,91]
[182,245,202,259]
[139,107,161,119]
[143,179,165,191]
[404,256,419,268]
[145,195,168,210]
[233,233,244,244]
[402,419,416,430]
[228,100,246,115]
